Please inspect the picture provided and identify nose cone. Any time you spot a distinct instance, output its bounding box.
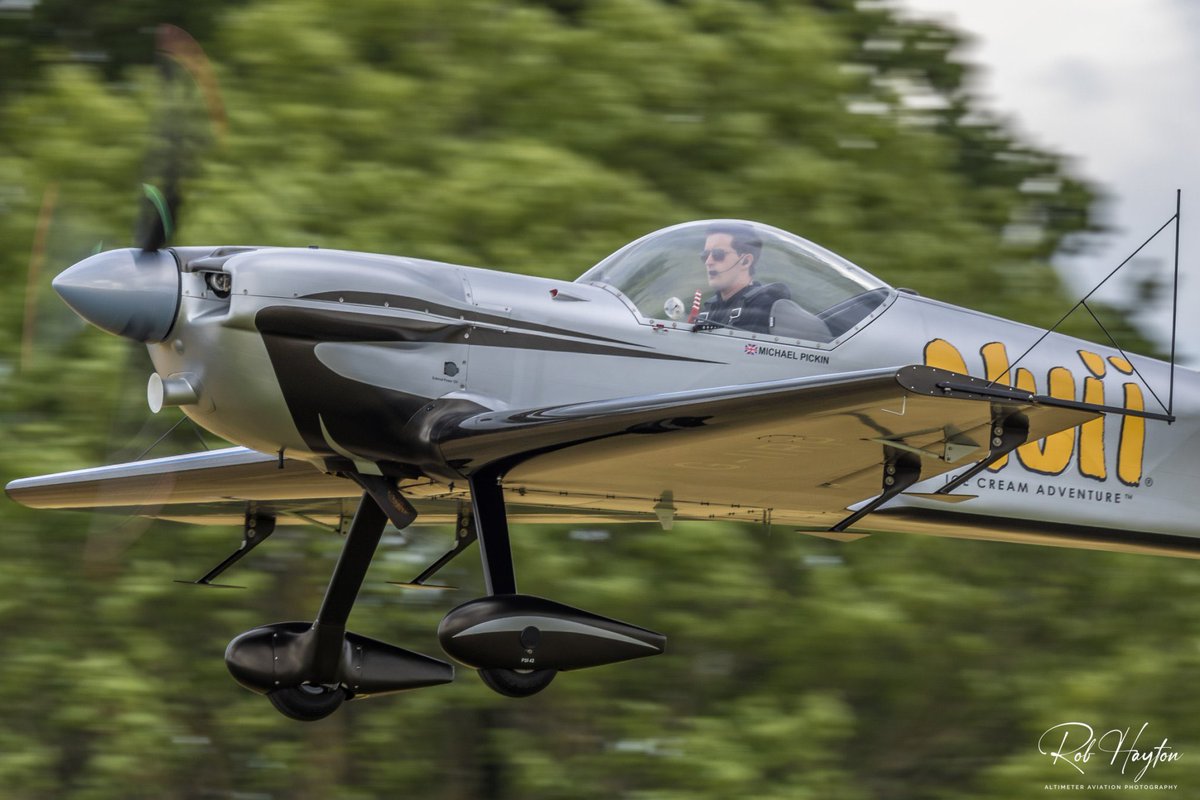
[52,248,181,343]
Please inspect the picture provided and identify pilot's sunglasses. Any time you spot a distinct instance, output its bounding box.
[700,248,734,262]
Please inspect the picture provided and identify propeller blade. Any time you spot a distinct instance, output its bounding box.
[132,24,224,251]
[20,182,59,371]
[156,24,227,142]
[137,182,176,252]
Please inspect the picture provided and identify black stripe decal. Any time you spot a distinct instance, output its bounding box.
[256,306,720,363]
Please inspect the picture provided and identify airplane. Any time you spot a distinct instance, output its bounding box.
[5,213,1188,722]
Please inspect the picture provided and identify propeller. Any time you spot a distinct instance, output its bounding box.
[31,24,230,573]
[53,23,226,345]
[35,22,226,351]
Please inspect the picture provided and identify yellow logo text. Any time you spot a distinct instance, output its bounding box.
[924,339,1145,486]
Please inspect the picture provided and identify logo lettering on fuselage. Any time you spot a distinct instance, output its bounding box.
[923,339,1146,486]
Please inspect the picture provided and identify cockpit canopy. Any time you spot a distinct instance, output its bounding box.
[577,220,892,343]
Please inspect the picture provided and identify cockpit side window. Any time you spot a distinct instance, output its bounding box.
[578,220,891,342]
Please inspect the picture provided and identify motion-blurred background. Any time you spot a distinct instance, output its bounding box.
[1,1,1196,798]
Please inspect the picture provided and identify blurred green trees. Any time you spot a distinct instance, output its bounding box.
[0,1,1192,798]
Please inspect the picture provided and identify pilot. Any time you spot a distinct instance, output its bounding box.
[695,222,792,334]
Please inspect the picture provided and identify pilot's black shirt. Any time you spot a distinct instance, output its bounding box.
[698,281,792,334]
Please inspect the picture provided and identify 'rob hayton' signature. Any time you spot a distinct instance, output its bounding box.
[1038,722,1180,782]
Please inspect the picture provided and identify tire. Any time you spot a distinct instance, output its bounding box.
[267,684,347,721]
[478,667,557,698]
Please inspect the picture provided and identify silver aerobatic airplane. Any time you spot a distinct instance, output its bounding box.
[6,217,1185,720]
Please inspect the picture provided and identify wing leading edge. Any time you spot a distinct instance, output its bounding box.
[5,446,357,509]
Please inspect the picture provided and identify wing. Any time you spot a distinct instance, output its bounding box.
[437,365,1106,528]
[3,447,660,528]
[8,365,1177,561]
[5,447,357,522]
[6,365,1113,531]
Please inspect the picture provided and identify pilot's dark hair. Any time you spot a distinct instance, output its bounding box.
[705,222,763,275]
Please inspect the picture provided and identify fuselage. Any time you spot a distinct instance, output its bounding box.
[131,243,1200,546]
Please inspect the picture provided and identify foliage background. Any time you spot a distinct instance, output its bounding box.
[0,1,1194,798]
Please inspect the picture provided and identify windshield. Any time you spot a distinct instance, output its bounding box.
[577,220,891,341]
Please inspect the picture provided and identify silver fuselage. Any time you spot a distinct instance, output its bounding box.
[140,246,1199,547]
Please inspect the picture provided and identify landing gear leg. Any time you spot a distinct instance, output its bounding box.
[437,467,663,694]
[306,492,393,683]
[471,465,516,596]
[263,493,388,720]
[469,465,556,697]
[226,485,454,720]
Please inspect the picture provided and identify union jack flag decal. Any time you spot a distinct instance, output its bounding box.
[744,344,758,355]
